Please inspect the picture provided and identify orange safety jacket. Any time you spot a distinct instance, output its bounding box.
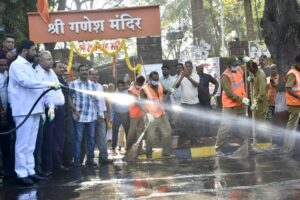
[285,67,300,106]
[141,83,165,118]
[221,66,246,108]
[128,85,144,118]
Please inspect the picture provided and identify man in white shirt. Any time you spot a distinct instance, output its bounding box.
[8,40,60,186]
[89,68,112,164]
[35,51,66,176]
[172,63,184,104]
[175,61,200,145]
[160,65,176,102]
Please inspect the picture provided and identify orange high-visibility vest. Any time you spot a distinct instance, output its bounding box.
[221,66,246,108]
[285,67,300,106]
[128,85,144,118]
[141,83,165,118]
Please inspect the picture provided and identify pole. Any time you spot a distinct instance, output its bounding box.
[244,51,249,117]
[219,0,226,56]
[251,81,256,148]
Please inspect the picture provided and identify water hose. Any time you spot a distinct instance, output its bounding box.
[0,88,53,135]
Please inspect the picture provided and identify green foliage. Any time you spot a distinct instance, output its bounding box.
[1,0,57,43]
[223,1,247,40]
[1,0,35,42]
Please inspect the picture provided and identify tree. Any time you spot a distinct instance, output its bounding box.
[244,0,255,40]
[1,0,37,42]
[261,0,300,90]
[191,0,208,43]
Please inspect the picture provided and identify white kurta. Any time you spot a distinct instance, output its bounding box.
[35,64,65,107]
[8,56,51,178]
[8,56,49,116]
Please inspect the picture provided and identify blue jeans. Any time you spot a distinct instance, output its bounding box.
[73,120,96,161]
[96,120,108,160]
[112,112,130,149]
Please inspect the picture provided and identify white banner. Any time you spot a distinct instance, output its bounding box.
[141,63,163,80]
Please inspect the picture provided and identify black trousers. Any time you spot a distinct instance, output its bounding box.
[0,106,15,175]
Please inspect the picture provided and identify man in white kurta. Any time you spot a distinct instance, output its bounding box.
[35,51,65,175]
[8,40,59,185]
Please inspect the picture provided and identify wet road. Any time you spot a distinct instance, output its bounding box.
[1,153,300,200]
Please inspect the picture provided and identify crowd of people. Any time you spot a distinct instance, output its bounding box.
[0,34,299,187]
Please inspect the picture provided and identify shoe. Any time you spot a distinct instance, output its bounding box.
[64,160,74,168]
[111,149,118,155]
[43,171,52,177]
[163,154,175,159]
[17,177,34,186]
[85,160,97,167]
[73,160,82,168]
[56,165,69,171]
[28,174,48,182]
[184,140,191,145]
[146,157,153,161]
[99,158,113,164]
[216,151,225,157]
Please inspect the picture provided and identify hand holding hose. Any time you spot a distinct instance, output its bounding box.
[48,82,62,90]
[146,113,155,123]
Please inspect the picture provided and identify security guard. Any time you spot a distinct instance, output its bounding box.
[247,60,270,146]
[281,54,300,154]
[215,57,250,158]
[126,75,145,154]
[140,71,173,159]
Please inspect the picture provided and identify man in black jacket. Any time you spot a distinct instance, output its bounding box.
[196,64,219,108]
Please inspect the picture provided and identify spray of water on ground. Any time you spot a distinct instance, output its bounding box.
[70,87,290,143]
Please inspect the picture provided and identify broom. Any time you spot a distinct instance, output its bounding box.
[123,122,150,162]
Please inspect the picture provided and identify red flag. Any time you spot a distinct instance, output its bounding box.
[36,0,50,23]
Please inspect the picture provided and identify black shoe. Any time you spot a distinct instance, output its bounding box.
[43,171,53,177]
[28,174,48,182]
[99,158,113,164]
[56,165,69,171]
[17,177,34,186]
[85,160,97,167]
[73,160,82,168]
[55,165,69,172]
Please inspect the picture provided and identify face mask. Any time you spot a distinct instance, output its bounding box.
[231,66,238,71]
[151,80,159,86]
[135,85,142,89]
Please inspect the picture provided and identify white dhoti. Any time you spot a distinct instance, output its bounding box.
[14,114,40,178]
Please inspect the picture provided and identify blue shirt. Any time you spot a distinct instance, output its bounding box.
[69,79,101,123]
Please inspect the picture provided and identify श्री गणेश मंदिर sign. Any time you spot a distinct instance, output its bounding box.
[28,5,161,43]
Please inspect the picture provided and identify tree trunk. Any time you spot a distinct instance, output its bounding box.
[261,0,300,91]
[244,0,255,41]
[191,0,208,44]
[208,0,221,56]
[261,0,300,114]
